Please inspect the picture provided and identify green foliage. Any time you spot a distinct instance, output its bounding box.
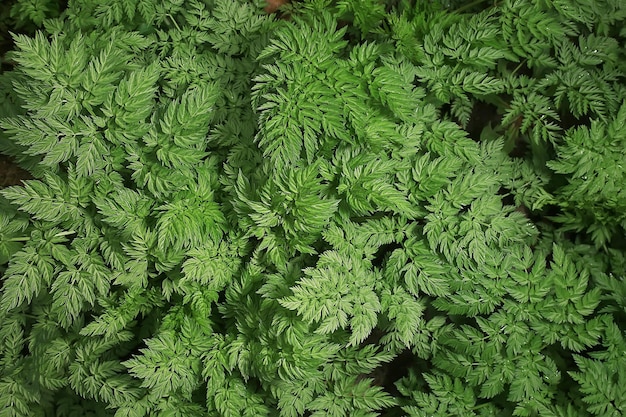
[0,0,625,416]
[10,0,62,28]
[547,102,626,247]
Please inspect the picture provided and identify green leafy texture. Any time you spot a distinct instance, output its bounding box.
[202,0,271,56]
[154,83,219,166]
[379,286,425,348]
[569,316,626,417]
[0,1,625,416]
[386,237,451,299]
[504,158,554,211]
[1,171,93,235]
[0,229,66,314]
[154,177,227,254]
[233,163,340,265]
[0,1,265,414]
[123,330,201,399]
[79,287,163,339]
[400,8,509,127]
[279,250,381,347]
[547,102,626,247]
[0,31,151,177]
[180,235,246,295]
[308,376,397,416]
[10,0,62,28]
[334,149,417,218]
[103,62,161,138]
[253,12,349,167]
[335,0,387,36]
[403,371,484,417]
[213,260,345,416]
[427,244,606,415]
[0,200,29,265]
[67,331,143,407]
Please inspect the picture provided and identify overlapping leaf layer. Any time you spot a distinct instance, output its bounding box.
[0,1,625,416]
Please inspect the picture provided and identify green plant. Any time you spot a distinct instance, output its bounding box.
[9,0,63,28]
[0,0,625,416]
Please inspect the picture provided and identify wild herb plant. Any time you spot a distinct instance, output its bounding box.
[0,0,625,416]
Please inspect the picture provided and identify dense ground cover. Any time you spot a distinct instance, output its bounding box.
[0,1,625,416]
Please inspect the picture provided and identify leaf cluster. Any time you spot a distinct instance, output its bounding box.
[0,1,624,417]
